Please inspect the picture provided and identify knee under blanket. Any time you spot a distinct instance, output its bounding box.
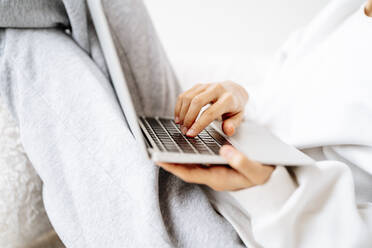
[0,0,244,247]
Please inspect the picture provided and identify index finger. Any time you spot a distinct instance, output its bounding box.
[185,95,230,137]
[174,84,206,123]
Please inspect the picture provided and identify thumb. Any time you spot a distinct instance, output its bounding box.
[222,112,244,136]
[220,145,271,185]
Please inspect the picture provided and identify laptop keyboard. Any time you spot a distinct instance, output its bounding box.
[140,117,231,155]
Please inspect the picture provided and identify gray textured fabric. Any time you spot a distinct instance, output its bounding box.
[0,0,244,247]
[0,0,90,52]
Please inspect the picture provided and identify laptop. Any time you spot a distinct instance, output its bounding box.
[87,0,315,166]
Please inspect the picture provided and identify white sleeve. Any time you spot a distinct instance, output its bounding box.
[229,166,296,218]
[229,160,372,247]
[235,7,372,246]
[244,29,305,121]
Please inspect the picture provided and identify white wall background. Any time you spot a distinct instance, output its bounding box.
[143,0,330,88]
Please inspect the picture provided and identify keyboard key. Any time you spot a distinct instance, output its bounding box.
[170,133,196,153]
[205,127,231,145]
[186,137,212,154]
[158,118,197,154]
[144,117,228,155]
[146,117,181,153]
[140,117,165,151]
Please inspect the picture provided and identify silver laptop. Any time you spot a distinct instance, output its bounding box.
[87,0,315,166]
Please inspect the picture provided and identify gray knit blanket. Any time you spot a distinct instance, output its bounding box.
[0,0,244,247]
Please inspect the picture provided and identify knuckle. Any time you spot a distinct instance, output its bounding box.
[177,93,184,101]
[222,93,234,104]
[213,83,223,91]
[191,96,201,106]
[184,95,193,103]
[203,111,214,121]
[224,92,233,100]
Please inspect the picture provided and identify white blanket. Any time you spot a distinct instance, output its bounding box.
[209,1,372,247]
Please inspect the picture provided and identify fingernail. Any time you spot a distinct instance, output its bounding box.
[175,116,180,123]
[181,126,188,134]
[186,128,196,137]
[220,146,235,159]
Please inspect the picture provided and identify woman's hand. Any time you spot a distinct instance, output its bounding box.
[157,145,274,191]
[366,0,372,17]
[175,81,248,137]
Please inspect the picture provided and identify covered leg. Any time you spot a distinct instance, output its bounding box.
[0,11,243,248]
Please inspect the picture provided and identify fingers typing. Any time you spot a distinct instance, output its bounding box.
[186,93,231,137]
